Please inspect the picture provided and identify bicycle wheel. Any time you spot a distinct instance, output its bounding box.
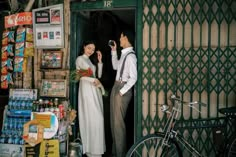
[126,132,181,157]
[225,135,236,157]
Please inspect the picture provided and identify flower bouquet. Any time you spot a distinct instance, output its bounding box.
[70,68,94,83]
[70,68,108,96]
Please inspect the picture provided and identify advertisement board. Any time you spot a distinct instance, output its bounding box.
[40,79,67,97]
[4,12,33,28]
[32,4,64,48]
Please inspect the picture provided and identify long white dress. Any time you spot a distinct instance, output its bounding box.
[76,54,106,155]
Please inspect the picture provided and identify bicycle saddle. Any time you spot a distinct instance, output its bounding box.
[218,106,236,118]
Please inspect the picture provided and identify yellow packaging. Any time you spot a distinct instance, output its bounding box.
[40,139,59,157]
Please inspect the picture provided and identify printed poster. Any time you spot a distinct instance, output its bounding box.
[35,26,62,48]
[50,8,61,24]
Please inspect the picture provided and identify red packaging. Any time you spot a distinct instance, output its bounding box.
[59,104,64,119]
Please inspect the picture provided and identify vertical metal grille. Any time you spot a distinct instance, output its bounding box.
[139,0,236,155]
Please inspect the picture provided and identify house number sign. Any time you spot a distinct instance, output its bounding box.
[104,0,113,8]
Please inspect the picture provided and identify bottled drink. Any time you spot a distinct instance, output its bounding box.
[39,99,44,112]
[44,100,50,112]
[16,100,21,110]
[3,119,8,130]
[8,99,13,110]
[53,98,60,119]
[19,137,24,145]
[13,118,18,130]
[14,135,20,144]
[8,135,13,144]
[0,135,5,143]
[49,99,54,113]
[54,98,58,107]
[21,100,26,110]
[28,100,33,110]
[59,104,64,120]
[9,118,13,129]
[54,107,60,120]
[35,101,40,112]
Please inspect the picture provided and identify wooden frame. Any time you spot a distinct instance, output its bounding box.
[40,79,66,97]
[41,50,63,69]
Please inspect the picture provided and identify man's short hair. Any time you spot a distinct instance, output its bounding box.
[122,30,134,46]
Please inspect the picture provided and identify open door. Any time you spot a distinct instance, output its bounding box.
[69,11,91,140]
[70,9,136,156]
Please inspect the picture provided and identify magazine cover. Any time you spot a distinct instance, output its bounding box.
[50,8,61,24]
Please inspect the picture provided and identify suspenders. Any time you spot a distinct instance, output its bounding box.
[119,51,135,82]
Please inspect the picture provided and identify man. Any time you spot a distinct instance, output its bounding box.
[109,30,137,157]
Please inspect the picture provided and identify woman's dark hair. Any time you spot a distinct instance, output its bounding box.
[78,40,97,65]
[122,29,135,46]
[80,40,96,54]
[83,40,96,47]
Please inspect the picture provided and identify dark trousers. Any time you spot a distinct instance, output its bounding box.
[110,81,132,157]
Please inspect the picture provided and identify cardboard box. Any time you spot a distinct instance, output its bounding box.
[0,144,24,157]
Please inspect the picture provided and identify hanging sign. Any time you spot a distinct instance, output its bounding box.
[4,12,33,28]
[104,0,113,8]
[39,139,60,157]
[23,119,45,147]
[32,4,64,48]
[31,112,59,139]
[9,88,38,100]
[34,10,50,24]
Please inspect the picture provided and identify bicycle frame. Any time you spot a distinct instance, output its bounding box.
[160,95,204,157]
[126,95,235,157]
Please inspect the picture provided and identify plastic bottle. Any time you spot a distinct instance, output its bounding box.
[44,100,50,112]
[39,99,44,112]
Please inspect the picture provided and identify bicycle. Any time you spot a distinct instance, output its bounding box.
[215,106,236,157]
[126,94,236,157]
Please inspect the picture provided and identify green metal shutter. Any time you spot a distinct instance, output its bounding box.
[137,0,236,156]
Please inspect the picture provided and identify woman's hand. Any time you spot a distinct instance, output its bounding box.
[93,78,101,86]
[97,50,102,63]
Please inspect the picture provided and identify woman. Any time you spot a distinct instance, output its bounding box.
[76,41,106,157]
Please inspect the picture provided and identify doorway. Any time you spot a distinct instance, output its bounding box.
[70,9,136,156]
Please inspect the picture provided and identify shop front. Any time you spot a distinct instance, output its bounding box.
[0,1,76,156]
[0,0,235,156]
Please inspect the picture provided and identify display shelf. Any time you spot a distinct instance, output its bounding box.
[29,98,70,156]
[0,89,71,156]
[39,68,69,72]
[0,89,37,156]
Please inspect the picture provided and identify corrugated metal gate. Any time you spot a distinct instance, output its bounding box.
[137,0,236,156]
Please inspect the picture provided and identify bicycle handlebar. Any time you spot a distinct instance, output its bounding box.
[170,94,207,113]
[189,101,207,107]
[170,95,188,103]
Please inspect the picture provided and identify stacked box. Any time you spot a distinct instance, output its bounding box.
[0,89,38,156]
